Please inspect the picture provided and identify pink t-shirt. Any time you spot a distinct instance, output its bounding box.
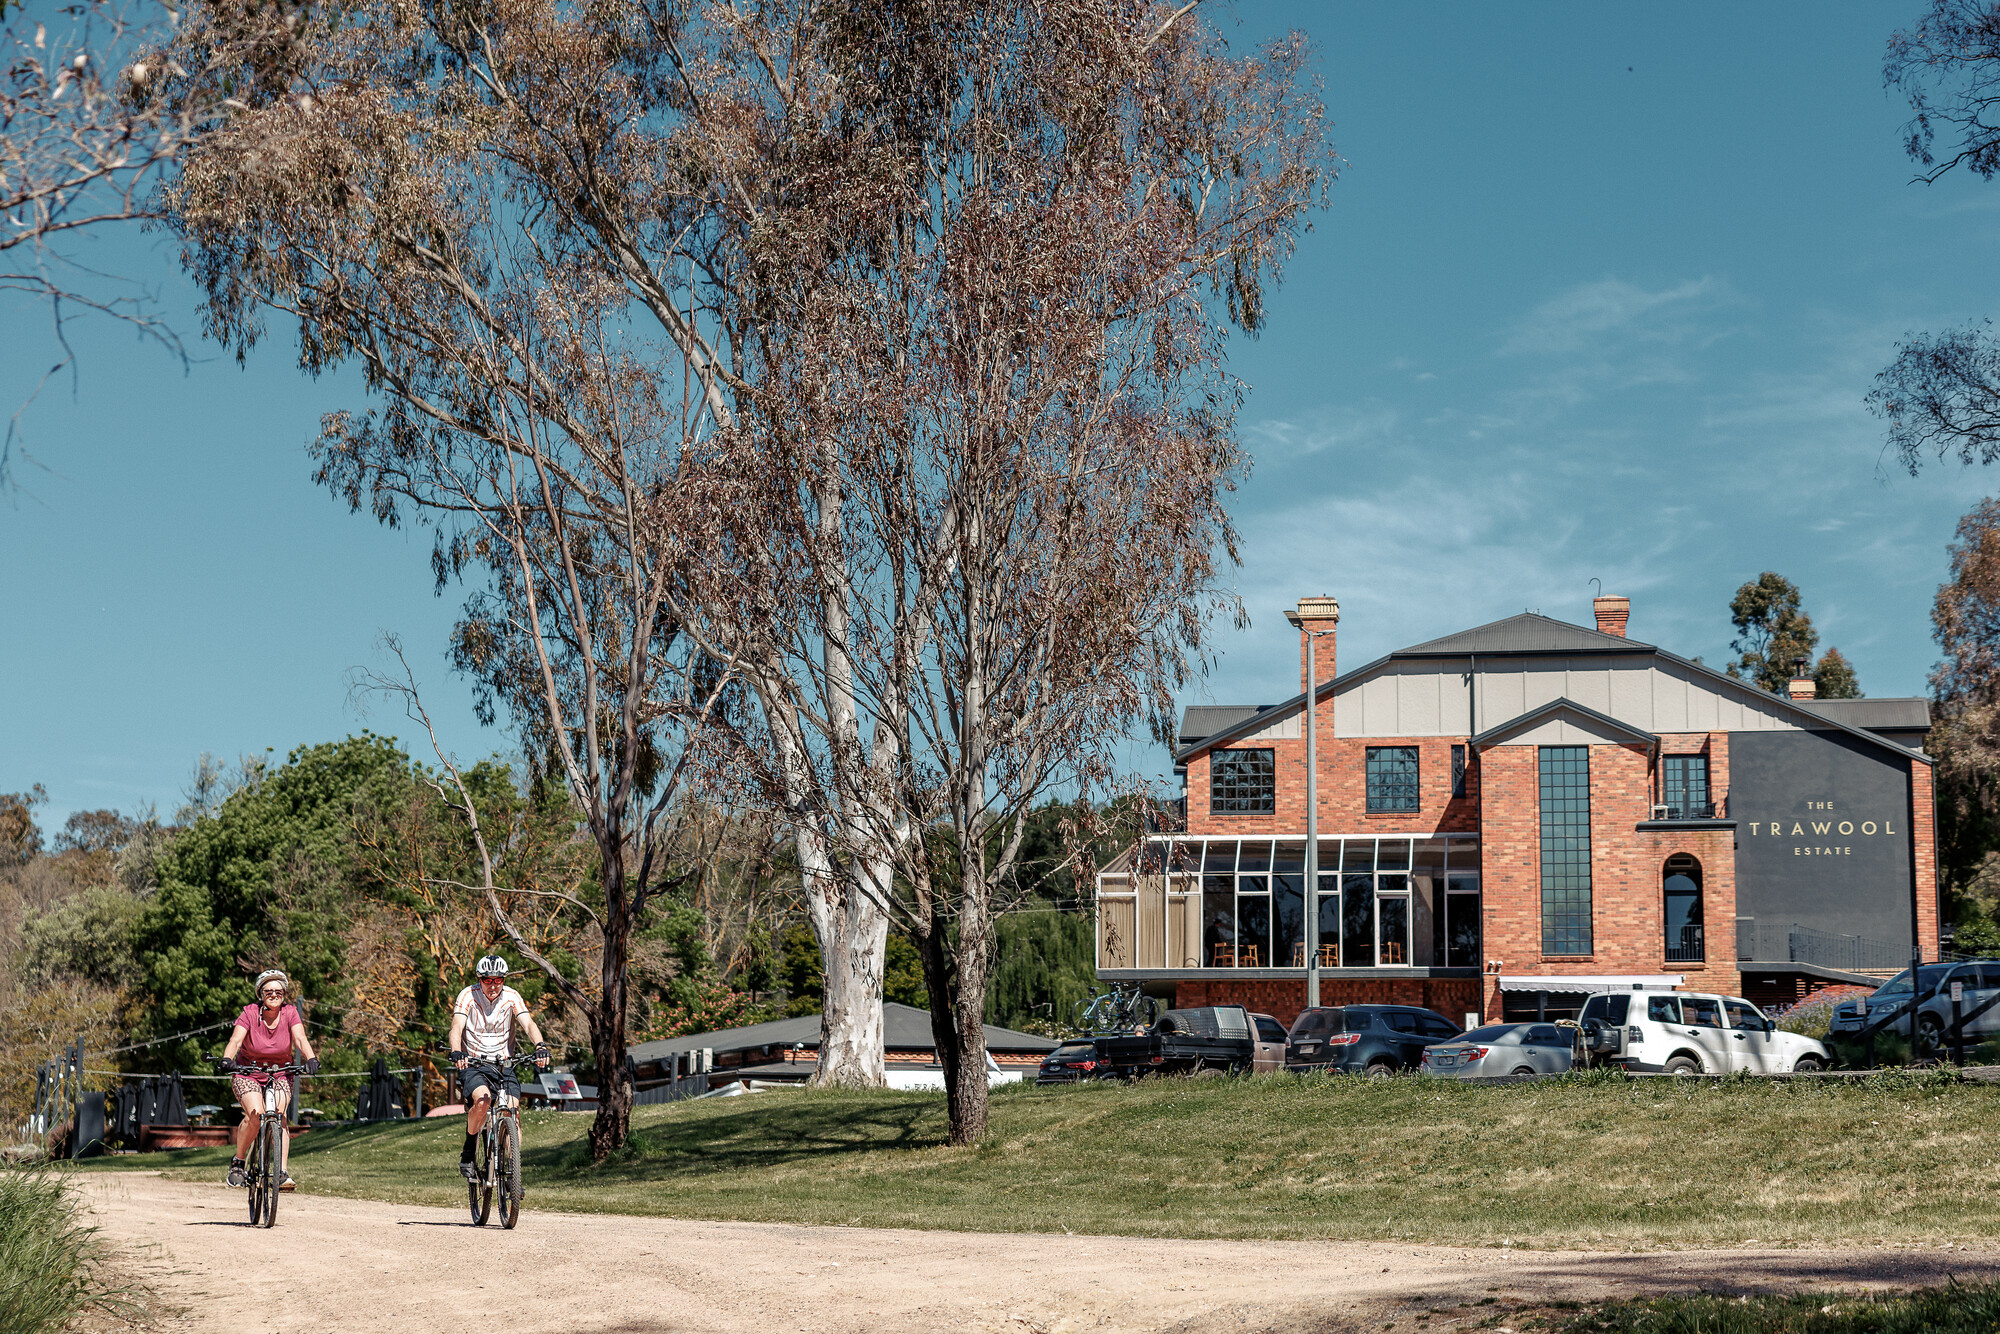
[236,1003,302,1064]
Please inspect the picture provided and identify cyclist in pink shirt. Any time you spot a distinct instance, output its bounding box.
[220,969,318,1190]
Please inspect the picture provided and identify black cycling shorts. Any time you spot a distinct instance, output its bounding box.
[460,1065,520,1103]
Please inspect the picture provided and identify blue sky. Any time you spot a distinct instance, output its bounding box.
[5,2,1998,829]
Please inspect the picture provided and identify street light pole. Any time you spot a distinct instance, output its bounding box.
[1287,610,1328,1009]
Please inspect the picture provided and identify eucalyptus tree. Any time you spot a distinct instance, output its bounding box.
[160,0,743,1157]
[674,0,1333,1135]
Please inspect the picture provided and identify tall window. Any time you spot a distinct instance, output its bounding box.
[1662,755,1709,819]
[1539,746,1592,955]
[1663,853,1703,962]
[1210,748,1275,814]
[1366,746,1420,813]
[1451,744,1467,798]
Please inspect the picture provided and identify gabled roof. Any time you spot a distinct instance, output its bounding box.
[1395,612,1654,657]
[626,1000,1057,1064]
[1469,697,1656,749]
[1172,610,1934,767]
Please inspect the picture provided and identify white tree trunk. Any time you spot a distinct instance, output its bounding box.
[798,832,890,1087]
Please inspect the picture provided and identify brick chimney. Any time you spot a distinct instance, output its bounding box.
[1788,657,1817,700]
[1593,595,1630,638]
[1291,596,1340,694]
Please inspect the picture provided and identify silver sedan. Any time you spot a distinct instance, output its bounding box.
[1420,1022,1576,1079]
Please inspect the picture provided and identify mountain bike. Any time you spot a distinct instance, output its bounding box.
[216,1058,307,1228]
[1072,984,1161,1036]
[457,1054,538,1229]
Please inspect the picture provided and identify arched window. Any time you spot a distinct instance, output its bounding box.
[1663,853,1704,963]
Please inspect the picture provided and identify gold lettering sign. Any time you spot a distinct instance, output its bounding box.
[1745,803,1895,840]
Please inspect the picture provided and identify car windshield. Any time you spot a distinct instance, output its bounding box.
[1051,1044,1095,1059]
[1873,965,1953,999]
[1455,1025,1522,1044]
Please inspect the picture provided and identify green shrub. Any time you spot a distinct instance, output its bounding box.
[0,1169,138,1334]
[1558,1282,2000,1333]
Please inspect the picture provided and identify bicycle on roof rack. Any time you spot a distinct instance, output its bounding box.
[1071,983,1161,1036]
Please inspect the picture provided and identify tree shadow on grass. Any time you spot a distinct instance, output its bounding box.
[523,1094,945,1182]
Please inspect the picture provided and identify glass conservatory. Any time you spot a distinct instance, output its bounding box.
[1095,835,1481,974]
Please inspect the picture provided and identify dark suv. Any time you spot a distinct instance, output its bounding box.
[1285,1005,1463,1076]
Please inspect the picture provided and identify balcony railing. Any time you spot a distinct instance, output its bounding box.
[1650,799,1717,821]
[1664,925,1705,963]
[1736,922,1906,973]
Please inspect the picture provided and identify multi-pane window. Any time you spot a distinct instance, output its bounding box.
[1173,835,1481,971]
[1210,748,1275,814]
[1539,746,1592,955]
[1366,746,1420,813]
[1662,755,1710,819]
[1663,853,1703,962]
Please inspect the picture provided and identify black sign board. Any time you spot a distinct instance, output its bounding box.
[1729,729,1916,949]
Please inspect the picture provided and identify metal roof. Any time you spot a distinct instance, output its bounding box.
[1793,698,1932,733]
[626,1001,1057,1064]
[1395,612,1654,657]
[1171,611,1934,767]
[1178,704,1268,748]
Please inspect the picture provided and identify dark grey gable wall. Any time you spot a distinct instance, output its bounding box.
[1729,730,1916,952]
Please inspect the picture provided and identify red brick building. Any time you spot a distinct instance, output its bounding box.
[1094,596,1937,1028]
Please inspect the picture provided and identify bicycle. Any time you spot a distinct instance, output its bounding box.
[1072,984,1161,1036]
[214,1058,307,1229]
[456,1053,539,1229]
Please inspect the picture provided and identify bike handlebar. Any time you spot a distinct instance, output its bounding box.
[217,1059,311,1076]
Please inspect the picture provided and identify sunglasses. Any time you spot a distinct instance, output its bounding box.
[260,988,287,997]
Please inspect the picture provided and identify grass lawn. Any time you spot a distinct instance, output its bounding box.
[79,1069,2000,1246]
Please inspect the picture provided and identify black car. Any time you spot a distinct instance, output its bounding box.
[1285,1005,1463,1076]
[1036,1040,1111,1084]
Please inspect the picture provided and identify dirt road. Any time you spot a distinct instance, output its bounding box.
[81,1173,2000,1334]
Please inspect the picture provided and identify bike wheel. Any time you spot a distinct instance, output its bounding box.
[497,1115,522,1230]
[247,1138,263,1226]
[468,1127,492,1226]
[258,1118,281,1228]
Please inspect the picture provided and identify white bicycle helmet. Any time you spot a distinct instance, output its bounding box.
[253,969,290,996]
[475,954,510,978]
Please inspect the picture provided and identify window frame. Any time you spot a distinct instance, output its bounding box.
[1209,747,1276,815]
[1365,745,1421,814]
[1538,745,1593,956]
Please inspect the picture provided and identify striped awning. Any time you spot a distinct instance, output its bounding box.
[1497,974,1685,992]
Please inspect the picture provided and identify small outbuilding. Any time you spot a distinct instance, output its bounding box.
[627,1001,1058,1087]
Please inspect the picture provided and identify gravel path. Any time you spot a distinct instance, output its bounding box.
[81,1173,2000,1334]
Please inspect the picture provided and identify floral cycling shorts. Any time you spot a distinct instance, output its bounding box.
[231,1072,294,1105]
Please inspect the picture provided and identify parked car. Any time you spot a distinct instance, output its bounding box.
[1097,1005,1283,1077]
[1037,1041,1111,1085]
[1828,964,1958,1039]
[1827,961,2000,1050]
[1420,1022,1576,1078]
[1577,989,1828,1074]
[1913,961,2000,1049]
[1284,1005,1462,1077]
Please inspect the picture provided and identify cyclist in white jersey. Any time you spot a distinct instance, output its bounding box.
[449,954,550,1180]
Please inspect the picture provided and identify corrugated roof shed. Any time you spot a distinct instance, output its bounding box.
[627,1001,1057,1065]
